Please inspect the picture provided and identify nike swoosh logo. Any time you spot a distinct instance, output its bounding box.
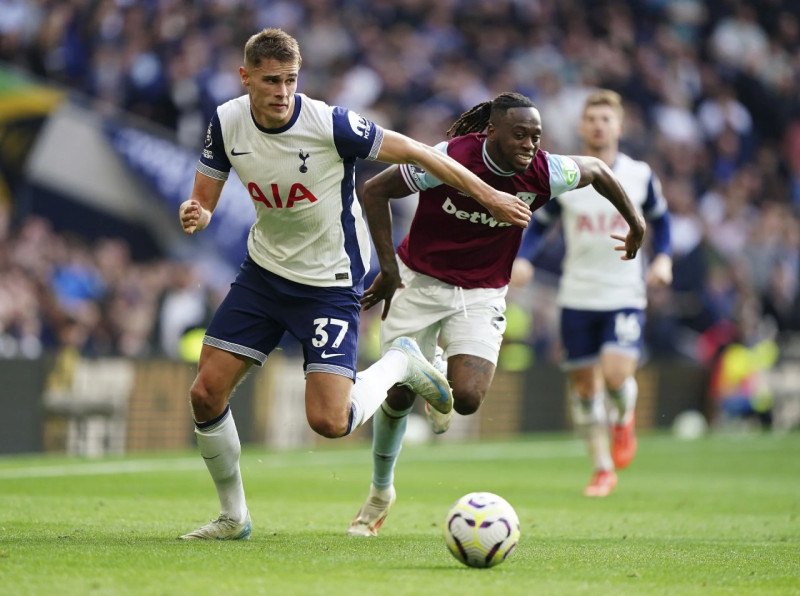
[202,454,220,460]
[423,370,450,403]
[321,351,345,359]
[230,149,252,156]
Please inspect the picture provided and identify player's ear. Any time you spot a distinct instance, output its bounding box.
[239,66,248,86]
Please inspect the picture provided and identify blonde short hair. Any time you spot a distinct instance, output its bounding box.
[244,28,302,68]
[584,89,624,120]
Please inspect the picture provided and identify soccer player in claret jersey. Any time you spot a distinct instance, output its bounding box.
[176,28,533,540]
[512,90,673,497]
[347,92,646,537]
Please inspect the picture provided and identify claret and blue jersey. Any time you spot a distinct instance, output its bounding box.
[395,133,581,289]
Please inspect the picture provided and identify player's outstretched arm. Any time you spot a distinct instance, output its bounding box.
[360,165,410,319]
[376,130,531,228]
[644,207,673,284]
[509,258,534,288]
[645,253,673,286]
[179,172,224,235]
[571,155,646,259]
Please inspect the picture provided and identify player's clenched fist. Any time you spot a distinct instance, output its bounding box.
[485,190,531,228]
[179,199,211,234]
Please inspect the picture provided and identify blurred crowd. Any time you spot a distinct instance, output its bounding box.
[1,0,800,368]
[0,213,224,359]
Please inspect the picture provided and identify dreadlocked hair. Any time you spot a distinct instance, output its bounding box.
[446,92,536,138]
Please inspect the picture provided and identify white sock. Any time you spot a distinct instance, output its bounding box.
[607,377,638,425]
[194,407,247,521]
[570,391,613,471]
[372,402,411,489]
[348,350,408,432]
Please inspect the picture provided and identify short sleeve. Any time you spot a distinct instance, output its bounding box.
[396,141,448,192]
[643,172,669,219]
[197,111,231,180]
[331,106,385,160]
[546,154,581,196]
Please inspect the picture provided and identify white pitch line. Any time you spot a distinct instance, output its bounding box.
[0,458,202,479]
[0,435,780,480]
[0,440,586,479]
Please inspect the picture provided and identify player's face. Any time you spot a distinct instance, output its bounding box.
[579,105,622,152]
[486,107,542,174]
[240,58,299,128]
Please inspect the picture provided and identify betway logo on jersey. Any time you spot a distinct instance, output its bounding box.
[442,197,511,227]
[441,193,537,228]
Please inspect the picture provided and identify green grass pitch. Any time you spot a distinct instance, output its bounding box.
[0,432,798,595]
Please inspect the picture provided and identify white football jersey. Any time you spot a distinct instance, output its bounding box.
[535,153,668,310]
[198,93,383,287]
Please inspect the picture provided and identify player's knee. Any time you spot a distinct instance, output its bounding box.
[307,412,348,439]
[604,372,628,392]
[189,379,226,422]
[386,385,415,410]
[571,378,595,399]
[453,388,484,416]
[570,393,605,427]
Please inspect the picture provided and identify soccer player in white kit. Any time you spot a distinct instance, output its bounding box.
[513,90,673,497]
[176,28,533,540]
[347,92,646,536]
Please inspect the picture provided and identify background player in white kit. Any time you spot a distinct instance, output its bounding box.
[347,92,646,537]
[512,90,673,497]
[176,28,532,540]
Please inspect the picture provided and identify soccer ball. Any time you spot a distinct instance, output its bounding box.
[443,492,520,568]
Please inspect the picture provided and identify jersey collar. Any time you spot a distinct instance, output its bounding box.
[250,94,303,134]
[482,140,516,177]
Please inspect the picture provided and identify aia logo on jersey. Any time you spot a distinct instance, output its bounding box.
[247,182,318,208]
[575,212,628,233]
[347,111,370,139]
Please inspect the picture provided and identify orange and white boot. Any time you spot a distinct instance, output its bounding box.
[583,469,618,497]
[611,414,638,470]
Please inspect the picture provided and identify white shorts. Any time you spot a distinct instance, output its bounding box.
[380,261,508,364]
